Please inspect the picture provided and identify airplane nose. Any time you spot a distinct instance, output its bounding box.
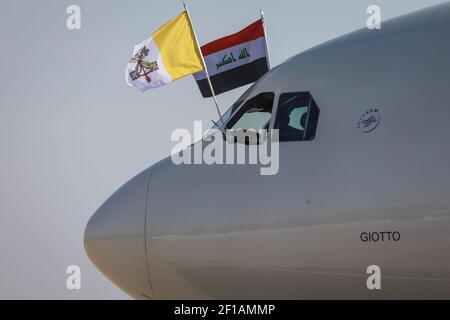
[84,168,154,299]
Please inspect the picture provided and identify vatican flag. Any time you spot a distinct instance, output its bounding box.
[126,11,204,92]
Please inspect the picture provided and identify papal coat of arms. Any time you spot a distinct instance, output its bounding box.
[129,46,159,83]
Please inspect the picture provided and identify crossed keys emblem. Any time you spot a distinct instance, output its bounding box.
[129,46,159,83]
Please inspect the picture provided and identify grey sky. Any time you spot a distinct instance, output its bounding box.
[0,0,446,299]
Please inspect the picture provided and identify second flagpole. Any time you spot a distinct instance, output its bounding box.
[260,9,272,70]
[183,1,225,127]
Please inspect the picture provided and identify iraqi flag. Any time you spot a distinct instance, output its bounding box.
[193,19,269,98]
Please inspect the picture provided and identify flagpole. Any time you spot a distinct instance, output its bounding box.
[260,9,272,70]
[183,1,225,127]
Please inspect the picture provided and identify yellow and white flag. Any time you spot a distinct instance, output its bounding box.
[126,11,204,92]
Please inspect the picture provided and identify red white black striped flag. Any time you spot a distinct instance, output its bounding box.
[193,19,270,98]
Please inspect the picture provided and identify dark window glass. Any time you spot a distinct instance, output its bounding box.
[275,92,320,142]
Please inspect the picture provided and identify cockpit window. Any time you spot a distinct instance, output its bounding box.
[211,101,241,129]
[225,92,274,131]
[274,92,320,141]
[211,83,257,129]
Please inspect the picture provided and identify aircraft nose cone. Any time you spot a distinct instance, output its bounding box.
[84,169,154,299]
